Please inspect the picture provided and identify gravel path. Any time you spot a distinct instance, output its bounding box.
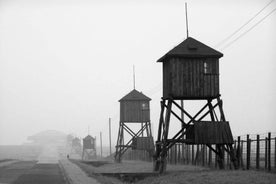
[59,159,101,184]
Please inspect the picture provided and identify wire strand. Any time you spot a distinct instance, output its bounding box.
[215,0,275,48]
[221,7,276,50]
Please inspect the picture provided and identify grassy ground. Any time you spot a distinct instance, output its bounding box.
[71,159,276,184]
[136,170,276,184]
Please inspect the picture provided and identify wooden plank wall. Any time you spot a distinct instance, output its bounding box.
[163,58,219,99]
[120,101,150,122]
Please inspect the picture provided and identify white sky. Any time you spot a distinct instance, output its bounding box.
[0,0,275,145]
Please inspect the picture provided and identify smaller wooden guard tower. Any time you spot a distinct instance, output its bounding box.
[71,137,82,155]
[115,89,154,162]
[154,37,238,173]
[82,135,96,160]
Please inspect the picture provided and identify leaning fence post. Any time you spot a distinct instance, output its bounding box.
[246,134,251,170]
[268,132,271,171]
[256,134,260,169]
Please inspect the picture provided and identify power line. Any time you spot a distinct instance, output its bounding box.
[221,7,276,50]
[215,0,275,48]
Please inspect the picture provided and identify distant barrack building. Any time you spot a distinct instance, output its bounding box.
[27,130,67,145]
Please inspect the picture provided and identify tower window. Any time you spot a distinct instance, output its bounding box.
[204,62,211,74]
[141,103,149,110]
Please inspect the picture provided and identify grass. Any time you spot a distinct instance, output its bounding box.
[70,159,276,184]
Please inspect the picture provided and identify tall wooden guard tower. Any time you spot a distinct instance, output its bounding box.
[115,89,154,162]
[82,135,96,160]
[153,37,237,173]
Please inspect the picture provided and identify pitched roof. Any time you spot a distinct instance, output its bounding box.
[157,37,223,62]
[83,135,95,140]
[119,89,151,102]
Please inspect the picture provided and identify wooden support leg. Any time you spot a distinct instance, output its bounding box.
[228,144,238,169]
[159,100,172,173]
[153,100,166,171]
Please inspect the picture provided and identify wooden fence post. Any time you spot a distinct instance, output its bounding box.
[256,134,260,169]
[246,134,251,170]
[265,137,267,170]
[178,144,181,164]
[187,144,190,164]
[202,145,205,166]
[268,132,271,171]
[240,140,244,169]
[275,137,276,170]
[192,145,194,165]
[226,149,230,169]
[174,144,177,165]
[237,136,241,168]
[208,146,212,167]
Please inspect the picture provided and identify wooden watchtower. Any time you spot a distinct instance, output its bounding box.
[71,137,82,155]
[115,89,154,162]
[154,37,238,173]
[82,135,96,160]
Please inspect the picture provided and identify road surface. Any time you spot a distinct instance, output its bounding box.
[0,144,100,184]
[0,144,66,184]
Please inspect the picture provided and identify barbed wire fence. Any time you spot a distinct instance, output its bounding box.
[166,132,276,171]
[123,132,276,172]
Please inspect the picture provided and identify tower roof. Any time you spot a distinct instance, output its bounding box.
[157,37,223,62]
[83,135,94,140]
[119,89,151,102]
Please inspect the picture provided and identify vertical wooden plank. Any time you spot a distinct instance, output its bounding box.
[177,59,181,97]
[268,132,271,171]
[256,134,260,169]
[246,135,250,170]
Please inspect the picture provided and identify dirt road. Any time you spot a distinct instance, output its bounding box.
[0,144,66,184]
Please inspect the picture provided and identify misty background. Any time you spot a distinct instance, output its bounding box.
[0,0,275,149]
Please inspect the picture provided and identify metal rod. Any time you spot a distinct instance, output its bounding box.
[185,2,189,38]
[109,118,112,156]
[133,65,136,89]
[100,132,103,158]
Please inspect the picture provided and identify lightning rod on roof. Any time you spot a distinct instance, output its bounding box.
[133,65,136,89]
[185,2,189,38]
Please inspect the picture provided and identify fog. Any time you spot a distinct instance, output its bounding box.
[0,0,275,146]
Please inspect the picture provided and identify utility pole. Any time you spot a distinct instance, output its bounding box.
[100,132,103,158]
[109,118,112,156]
